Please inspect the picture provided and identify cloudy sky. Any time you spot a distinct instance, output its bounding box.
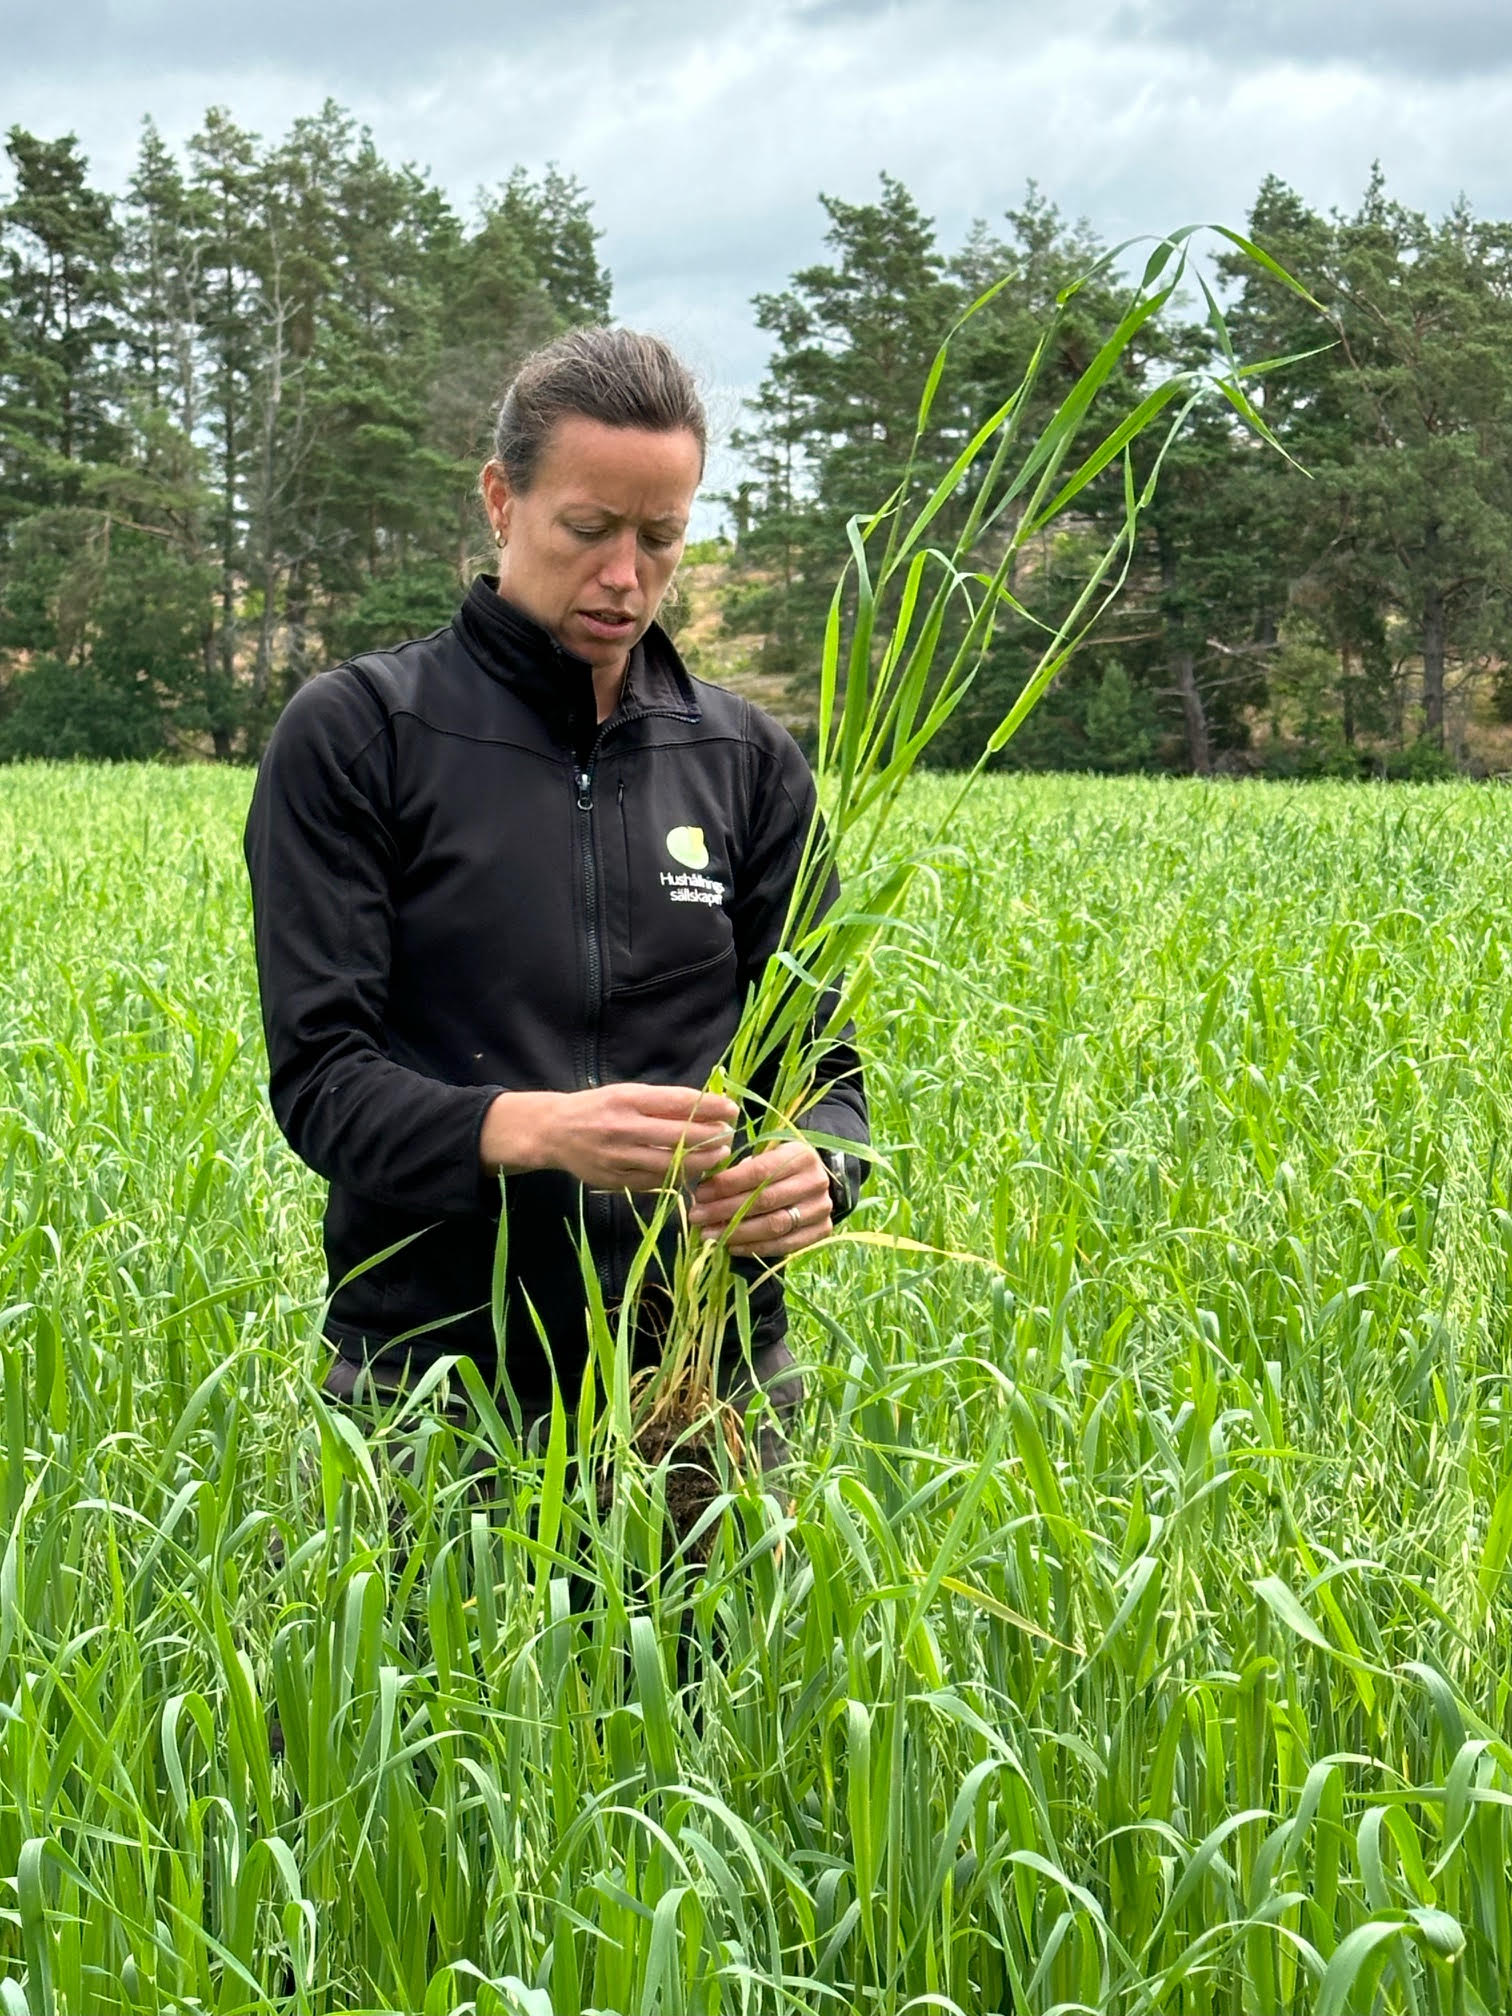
[6,0,1511,527]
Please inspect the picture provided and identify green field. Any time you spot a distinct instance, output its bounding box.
[4,766,1512,2014]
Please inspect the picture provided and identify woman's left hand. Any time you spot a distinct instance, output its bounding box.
[688,1140,833,1257]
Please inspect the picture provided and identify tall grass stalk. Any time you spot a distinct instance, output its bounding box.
[637,230,1316,1447]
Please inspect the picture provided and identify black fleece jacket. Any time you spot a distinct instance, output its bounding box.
[243,578,867,1410]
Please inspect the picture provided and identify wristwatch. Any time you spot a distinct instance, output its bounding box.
[819,1146,861,1223]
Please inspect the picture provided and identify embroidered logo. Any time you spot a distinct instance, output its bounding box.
[665,825,709,870]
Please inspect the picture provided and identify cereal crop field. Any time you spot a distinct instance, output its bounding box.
[3,765,1512,2014]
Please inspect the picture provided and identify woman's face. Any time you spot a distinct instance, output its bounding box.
[482,416,702,675]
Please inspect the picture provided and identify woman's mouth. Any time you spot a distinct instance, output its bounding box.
[579,608,637,640]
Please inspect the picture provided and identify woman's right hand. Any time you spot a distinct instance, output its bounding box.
[480,1083,737,1192]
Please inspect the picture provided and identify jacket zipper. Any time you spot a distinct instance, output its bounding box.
[575,757,602,1087]
[571,699,698,1303]
[574,757,614,1289]
[617,775,632,957]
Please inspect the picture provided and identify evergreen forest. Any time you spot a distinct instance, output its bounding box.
[4,106,1512,777]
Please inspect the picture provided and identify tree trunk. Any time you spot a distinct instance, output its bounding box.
[1422,578,1446,746]
[458,492,474,584]
[217,237,239,701]
[1159,541,1212,775]
[286,563,310,690]
[1172,646,1213,775]
[1340,650,1356,745]
[253,578,277,709]
[249,253,288,714]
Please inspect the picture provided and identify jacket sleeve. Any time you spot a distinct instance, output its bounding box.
[730,713,869,1212]
[243,668,503,1219]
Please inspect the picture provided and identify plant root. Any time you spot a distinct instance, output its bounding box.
[597,1390,747,1562]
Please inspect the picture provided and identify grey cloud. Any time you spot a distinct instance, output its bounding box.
[5,0,786,89]
[1118,0,1512,80]
[7,0,1512,539]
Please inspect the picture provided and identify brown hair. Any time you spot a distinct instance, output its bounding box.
[491,327,707,491]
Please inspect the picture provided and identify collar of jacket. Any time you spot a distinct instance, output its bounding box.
[453,575,700,760]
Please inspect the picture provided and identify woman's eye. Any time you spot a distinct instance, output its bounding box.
[641,531,678,553]
[568,524,606,541]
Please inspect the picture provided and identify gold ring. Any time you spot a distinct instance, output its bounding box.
[787,1205,802,1232]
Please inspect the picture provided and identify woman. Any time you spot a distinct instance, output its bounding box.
[243,327,867,1457]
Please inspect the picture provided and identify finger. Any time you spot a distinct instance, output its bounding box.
[691,1180,817,1230]
[677,1130,736,1157]
[668,1121,737,1155]
[724,1211,833,1258]
[628,1085,740,1125]
[611,1118,734,1155]
[690,1164,827,1226]
[617,1125,735,1165]
[590,1134,726,1181]
[665,1130,736,1165]
[689,1091,741,1124]
[737,1141,809,1175]
[688,1166,765,1207]
[699,1179,830,1238]
[690,1142,809,1202]
[632,1138,733,1179]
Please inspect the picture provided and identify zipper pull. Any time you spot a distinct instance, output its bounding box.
[617,777,625,808]
[576,768,594,811]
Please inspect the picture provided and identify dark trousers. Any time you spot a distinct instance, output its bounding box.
[319,1336,804,1477]
[314,1342,803,1705]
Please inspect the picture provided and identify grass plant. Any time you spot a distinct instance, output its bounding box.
[3,766,1512,2011]
[630,232,1313,1471]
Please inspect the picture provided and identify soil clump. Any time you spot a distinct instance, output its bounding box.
[597,1408,733,1563]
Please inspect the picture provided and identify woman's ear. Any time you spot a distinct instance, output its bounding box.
[480,460,512,546]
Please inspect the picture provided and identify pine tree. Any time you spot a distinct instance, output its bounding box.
[492,165,611,326]
[1219,171,1512,760]
[426,175,605,588]
[0,107,614,758]
[186,108,261,755]
[730,179,1140,748]
[1329,174,1512,750]
[0,127,123,510]
[1215,176,1391,755]
[0,130,196,760]
[730,175,960,687]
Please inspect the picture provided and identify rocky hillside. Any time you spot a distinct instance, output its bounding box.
[668,558,812,736]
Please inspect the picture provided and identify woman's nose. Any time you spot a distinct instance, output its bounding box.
[597,530,640,593]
